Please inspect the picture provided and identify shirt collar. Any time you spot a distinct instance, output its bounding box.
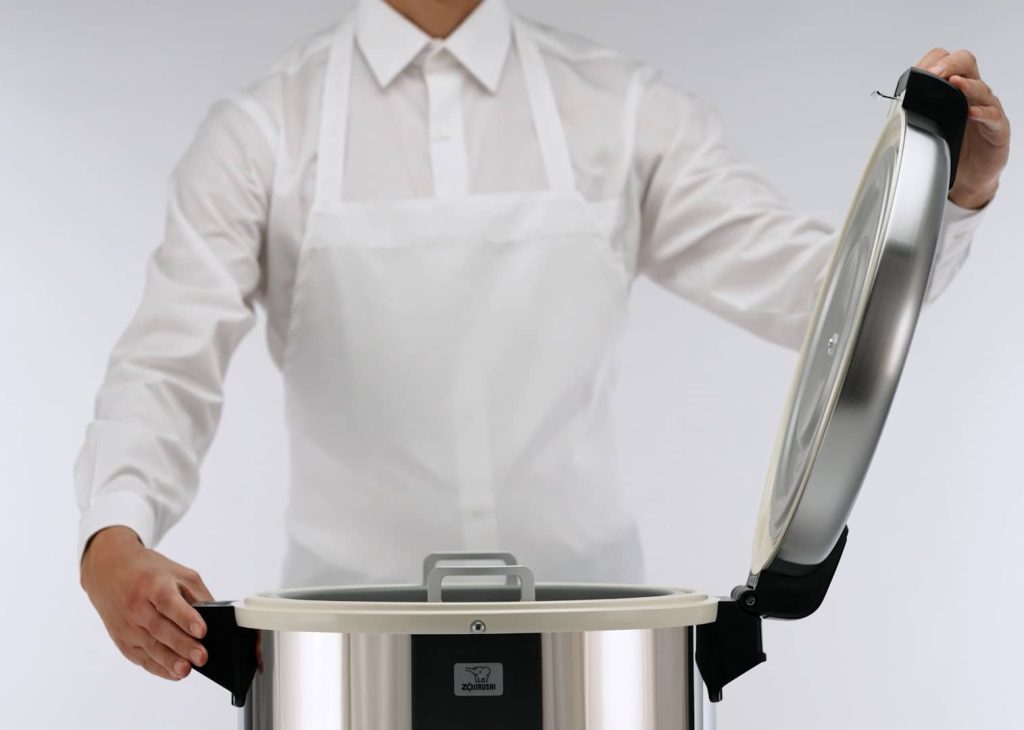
[355,0,512,93]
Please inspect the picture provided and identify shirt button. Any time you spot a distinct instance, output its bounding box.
[435,124,453,141]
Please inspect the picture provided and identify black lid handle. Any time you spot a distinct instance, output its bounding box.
[894,67,969,189]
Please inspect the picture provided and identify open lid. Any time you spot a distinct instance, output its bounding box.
[746,68,968,606]
[698,67,968,705]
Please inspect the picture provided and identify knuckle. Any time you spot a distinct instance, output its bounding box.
[136,568,157,591]
[179,637,201,658]
[180,568,201,584]
[126,600,147,623]
[127,603,150,628]
[128,575,155,606]
[116,615,139,641]
[143,613,163,635]
[143,658,172,680]
[147,635,166,656]
[151,584,176,610]
[930,47,949,57]
[954,49,977,67]
[164,600,191,628]
[126,582,145,606]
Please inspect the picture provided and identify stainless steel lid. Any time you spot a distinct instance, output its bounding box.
[749,68,968,578]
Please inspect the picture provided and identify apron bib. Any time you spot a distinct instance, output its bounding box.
[280,17,642,586]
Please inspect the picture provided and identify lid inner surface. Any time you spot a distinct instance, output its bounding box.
[767,142,897,544]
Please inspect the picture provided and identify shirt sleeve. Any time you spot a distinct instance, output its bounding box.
[633,77,986,351]
[74,96,276,561]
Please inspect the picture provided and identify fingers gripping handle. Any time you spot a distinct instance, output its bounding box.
[192,601,258,707]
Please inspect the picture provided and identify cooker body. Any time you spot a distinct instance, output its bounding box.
[242,627,703,730]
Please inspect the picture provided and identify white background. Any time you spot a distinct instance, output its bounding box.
[2,0,1021,728]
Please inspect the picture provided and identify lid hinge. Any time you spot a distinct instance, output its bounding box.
[739,526,849,621]
[697,527,849,702]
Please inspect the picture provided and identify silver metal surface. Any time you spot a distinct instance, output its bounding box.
[241,628,699,729]
[751,104,953,573]
[699,681,715,730]
[426,564,536,602]
[421,552,520,585]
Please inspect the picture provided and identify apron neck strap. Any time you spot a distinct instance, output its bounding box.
[315,20,356,207]
[314,15,578,205]
[511,17,577,193]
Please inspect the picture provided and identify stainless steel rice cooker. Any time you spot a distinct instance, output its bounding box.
[190,67,968,729]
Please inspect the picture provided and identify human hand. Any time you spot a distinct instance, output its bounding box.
[80,526,213,680]
[914,48,1011,210]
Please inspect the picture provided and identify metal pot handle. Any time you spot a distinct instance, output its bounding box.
[421,551,521,585]
[426,564,536,603]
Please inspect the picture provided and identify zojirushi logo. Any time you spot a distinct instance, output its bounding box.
[453,663,504,696]
[460,681,497,692]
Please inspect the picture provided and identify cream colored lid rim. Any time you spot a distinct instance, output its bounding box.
[234,582,719,634]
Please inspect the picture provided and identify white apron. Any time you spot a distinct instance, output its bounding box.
[280,17,644,587]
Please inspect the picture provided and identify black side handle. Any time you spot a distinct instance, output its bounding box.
[193,601,258,707]
[895,67,969,189]
[695,600,766,703]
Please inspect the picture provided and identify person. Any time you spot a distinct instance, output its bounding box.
[76,0,1010,684]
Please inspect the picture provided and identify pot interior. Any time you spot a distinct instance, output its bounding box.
[276,584,677,603]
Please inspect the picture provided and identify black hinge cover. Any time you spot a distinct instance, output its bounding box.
[695,528,851,702]
[737,526,849,621]
[192,601,258,707]
[695,600,766,703]
[894,67,968,190]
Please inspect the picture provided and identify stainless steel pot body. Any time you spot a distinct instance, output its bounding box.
[240,627,708,730]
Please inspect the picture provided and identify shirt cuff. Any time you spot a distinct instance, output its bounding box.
[938,195,987,268]
[77,487,158,562]
[942,194,989,241]
[922,196,986,303]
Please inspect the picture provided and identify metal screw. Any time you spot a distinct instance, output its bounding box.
[826,332,839,357]
[743,595,757,608]
[470,620,487,634]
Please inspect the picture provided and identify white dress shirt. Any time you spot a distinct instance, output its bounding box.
[74,0,984,561]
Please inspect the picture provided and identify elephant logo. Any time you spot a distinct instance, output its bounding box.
[465,666,492,683]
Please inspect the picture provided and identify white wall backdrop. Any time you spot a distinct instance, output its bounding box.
[1,0,1020,728]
